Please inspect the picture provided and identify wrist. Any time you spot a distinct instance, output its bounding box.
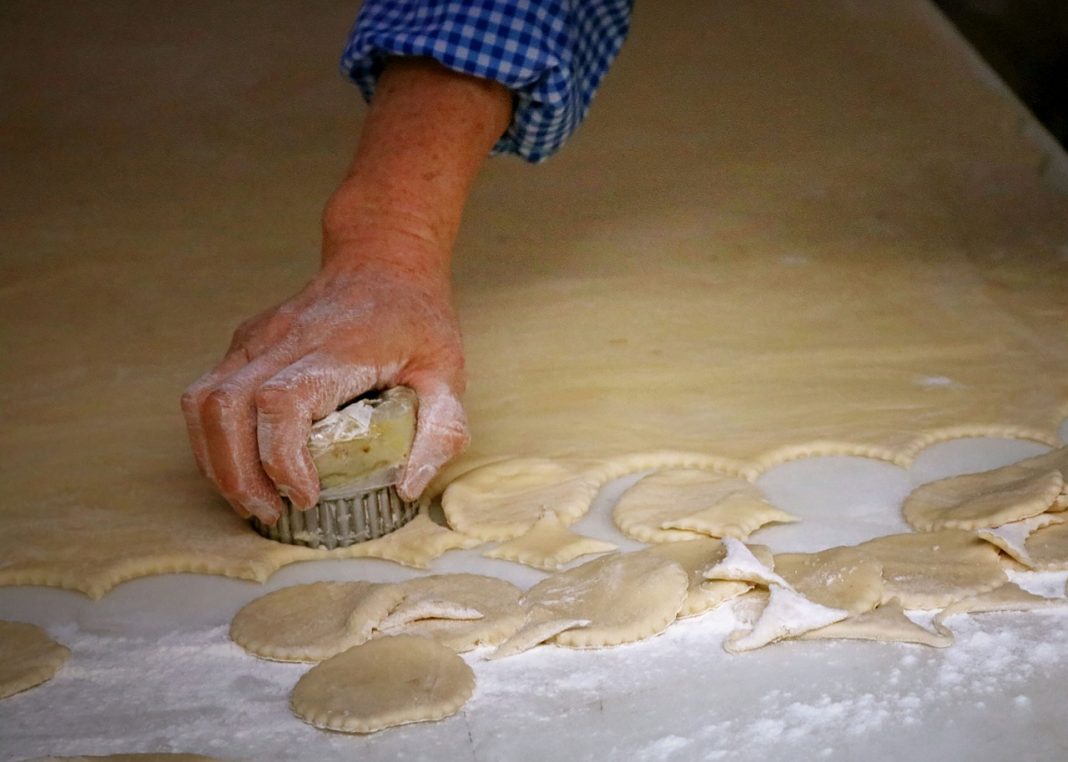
[322,179,453,273]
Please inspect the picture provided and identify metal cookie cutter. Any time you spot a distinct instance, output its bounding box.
[250,387,419,549]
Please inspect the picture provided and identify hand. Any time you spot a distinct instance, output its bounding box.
[181,240,468,523]
[182,56,510,523]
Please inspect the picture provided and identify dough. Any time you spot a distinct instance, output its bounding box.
[442,459,609,541]
[481,511,617,570]
[976,512,1066,567]
[903,450,1066,531]
[492,552,688,656]
[0,620,70,699]
[4,0,1068,597]
[1023,521,1068,571]
[703,537,791,588]
[290,635,474,734]
[230,581,404,663]
[643,538,761,617]
[857,529,1007,608]
[613,469,795,543]
[725,585,848,653]
[799,599,953,647]
[348,511,484,569]
[773,547,884,615]
[934,581,1062,627]
[377,574,525,652]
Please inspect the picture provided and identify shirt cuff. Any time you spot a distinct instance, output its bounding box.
[340,0,633,163]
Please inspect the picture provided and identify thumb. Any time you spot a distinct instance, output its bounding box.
[398,377,470,501]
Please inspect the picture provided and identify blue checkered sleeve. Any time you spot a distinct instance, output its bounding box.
[340,0,633,163]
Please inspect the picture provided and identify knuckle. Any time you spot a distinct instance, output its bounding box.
[254,385,291,414]
[202,387,242,421]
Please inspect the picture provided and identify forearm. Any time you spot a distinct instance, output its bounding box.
[323,57,512,271]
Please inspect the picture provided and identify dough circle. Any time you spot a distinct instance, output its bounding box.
[773,547,884,615]
[441,458,609,541]
[290,635,475,733]
[230,581,404,662]
[378,573,526,651]
[0,620,70,699]
[496,552,688,655]
[903,460,1064,532]
[613,469,794,543]
[644,539,764,617]
[857,529,1006,608]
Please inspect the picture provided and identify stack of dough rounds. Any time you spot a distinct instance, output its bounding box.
[376,573,526,652]
[229,581,405,662]
[492,552,688,658]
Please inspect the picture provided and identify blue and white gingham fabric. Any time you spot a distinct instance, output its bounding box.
[340,0,633,163]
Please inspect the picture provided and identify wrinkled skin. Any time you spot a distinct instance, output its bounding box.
[180,57,511,523]
[181,247,467,522]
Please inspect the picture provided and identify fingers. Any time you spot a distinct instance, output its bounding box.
[256,355,379,510]
[180,351,248,482]
[200,351,296,522]
[398,376,470,501]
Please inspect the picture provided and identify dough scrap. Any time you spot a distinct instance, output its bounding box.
[442,458,609,541]
[377,574,525,652]
[934,581,1063,627]
[290,635,474,734]
[1023,520,1068,571]
[799,599,953,647]
[903,448,1068,532]
[481,511,617,570]
[724,585,848,653]
[976,512,1066,567]
[0,620,70,699]
[492,552,688,656]
[613,469,794,543]
[773,547,884,615]
[230,581,404,663]
[703,537,790,588]
[345,511,483,569]
[857,529,1007,608]
[643,538,759,617]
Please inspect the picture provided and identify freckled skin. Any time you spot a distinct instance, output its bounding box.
[181,58,512,522]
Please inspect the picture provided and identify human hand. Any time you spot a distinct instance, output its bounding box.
[181,240,468,523]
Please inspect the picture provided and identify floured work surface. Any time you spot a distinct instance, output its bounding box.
[2,0,1068,596]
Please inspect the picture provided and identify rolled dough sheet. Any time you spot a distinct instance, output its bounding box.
[0,621,70,700]
[3,0,1068,596]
